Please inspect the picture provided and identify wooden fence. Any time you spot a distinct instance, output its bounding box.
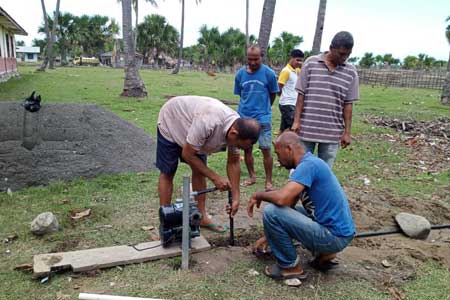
[357,68,447,90]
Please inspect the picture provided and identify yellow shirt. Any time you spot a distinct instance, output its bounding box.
[278,64,301,106]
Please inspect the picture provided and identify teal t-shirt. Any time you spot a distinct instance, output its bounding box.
[234,64,279,123]
[290,152,355,237]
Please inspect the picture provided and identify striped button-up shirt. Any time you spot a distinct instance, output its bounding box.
[295,53,359,143]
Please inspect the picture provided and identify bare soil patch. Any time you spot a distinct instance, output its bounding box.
[187,117,450,288]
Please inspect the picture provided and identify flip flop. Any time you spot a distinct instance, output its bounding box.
[309,258,339,272]
[264,264,308,281]
[240,179,256,187]
[200,223,228,233]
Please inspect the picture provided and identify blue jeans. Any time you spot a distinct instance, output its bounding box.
[263,204,354,268]
[300,141,339,167]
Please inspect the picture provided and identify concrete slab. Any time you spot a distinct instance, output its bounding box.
[33,236,210,277]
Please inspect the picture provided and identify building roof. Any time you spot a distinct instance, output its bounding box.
[0,6,28,35]
[16,46,40,53]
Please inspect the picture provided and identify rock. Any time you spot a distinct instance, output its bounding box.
[31,212,60,236]
[381,259,393,268]
[284,278,302,287]
[395,212,431,240]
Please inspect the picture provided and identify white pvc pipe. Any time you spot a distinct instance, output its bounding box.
[79,293,165,300]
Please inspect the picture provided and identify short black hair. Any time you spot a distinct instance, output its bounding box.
[330,31,354,49]
[290,49,304,58]
[234,118,261,144]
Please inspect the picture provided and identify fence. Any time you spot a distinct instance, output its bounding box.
[357,68,447,90]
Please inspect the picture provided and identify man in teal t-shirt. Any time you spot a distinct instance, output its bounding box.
[234,44,279,191]
[247,131,355,281]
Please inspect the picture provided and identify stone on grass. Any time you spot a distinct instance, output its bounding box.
[395,212,431,240]
[31,212,60,236]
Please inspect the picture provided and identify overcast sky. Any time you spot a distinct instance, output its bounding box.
[2,0,450,60]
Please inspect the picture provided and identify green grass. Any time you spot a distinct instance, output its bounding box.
[0,66,449,300]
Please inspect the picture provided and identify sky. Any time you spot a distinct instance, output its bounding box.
[2,0,450,61]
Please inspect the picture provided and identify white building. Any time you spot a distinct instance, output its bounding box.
[16,46,40,62]
[0,6,27,81]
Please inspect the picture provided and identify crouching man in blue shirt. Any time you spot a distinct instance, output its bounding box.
[247,131,355,280]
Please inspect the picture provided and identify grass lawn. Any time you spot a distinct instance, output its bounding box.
[0,66,449,300]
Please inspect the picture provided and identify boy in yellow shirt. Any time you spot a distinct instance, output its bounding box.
[278,49,304,133]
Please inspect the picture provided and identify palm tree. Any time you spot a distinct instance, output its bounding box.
[267,31,303,66]
[311,0,327,55]
[132,0,157,45]
[257,0,276,57]
[245,0,249,47]
[48,0,61,69]
[136,15,179,66]
[121,0,147,97]
[173,0,201,74]
[37,0,51,71]
[441,16,450,105]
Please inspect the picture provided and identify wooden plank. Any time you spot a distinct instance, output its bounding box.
[33,236,210,277]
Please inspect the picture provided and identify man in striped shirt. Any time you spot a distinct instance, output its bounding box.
[292,31,359,167]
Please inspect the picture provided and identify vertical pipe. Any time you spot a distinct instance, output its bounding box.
[228,191,234,246]
[181,175,190,270]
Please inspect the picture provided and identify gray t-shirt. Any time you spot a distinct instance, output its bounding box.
[157,96,239,154]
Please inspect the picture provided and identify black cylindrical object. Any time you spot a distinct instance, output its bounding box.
[228,191,235,246]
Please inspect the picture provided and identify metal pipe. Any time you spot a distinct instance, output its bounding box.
[191,187,217,197]
[181,175,190,270]
[79,293,164,300]
[228,190,234,246]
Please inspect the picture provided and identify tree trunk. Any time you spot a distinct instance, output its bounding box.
[134,0,138,47]
[37,0,50,71]
[312,0,327,55]
[48,0,61,69]
[245,0,249,47]
[121,0,147,97]
[441,51,450,105]
[258,0,276,57]
[172,0,184,74]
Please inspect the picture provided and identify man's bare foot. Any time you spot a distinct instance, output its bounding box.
[265,182,273,191]
[241,177,256,187]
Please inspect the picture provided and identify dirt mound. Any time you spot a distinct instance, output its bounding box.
[0,102,155,191]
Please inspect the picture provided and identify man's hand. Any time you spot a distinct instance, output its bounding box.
[340,132,351,148]
[247,193,261,217]
[253,236,269,254]
[212,175,231,191]
[291,120,301,134]
[226,200,240,217]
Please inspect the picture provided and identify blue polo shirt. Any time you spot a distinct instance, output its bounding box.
[234,64,279,124]
[290,152,355,237]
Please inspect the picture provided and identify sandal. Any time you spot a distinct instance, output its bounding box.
[309,258,339,272]
[264,264,308,281]
[200,223,228,233]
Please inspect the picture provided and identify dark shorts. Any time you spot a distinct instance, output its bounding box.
[279,104,296,131]
[155,128,207,175]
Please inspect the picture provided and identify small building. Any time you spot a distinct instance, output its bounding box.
[101,50,143,68]
[16,46,40,62]
[0,6,27,82]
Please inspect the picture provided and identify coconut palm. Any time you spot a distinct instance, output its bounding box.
[441,16,450,105]
[136,14,179,66]
[245,0,249,47]
[48,0,61,69]
[37,0,54,71]
[121,0,147,97]
[267,31,303,66]
[257,0,276,57]
[311,0,327,55]
[172,0,201,74]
